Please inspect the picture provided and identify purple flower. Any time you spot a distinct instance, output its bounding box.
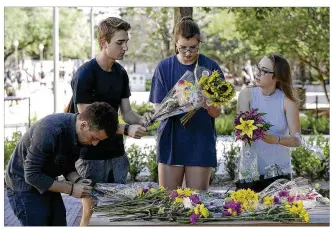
[288,195,295,203]
[169,191,178,199]
[210,202,214,206]
[273,196,280,204]
[143,188,149,193]
[278,190,290,197]
[221,210,232,217]
[224,200,242,215]
[189,214,200,224]
[189,194,200,204]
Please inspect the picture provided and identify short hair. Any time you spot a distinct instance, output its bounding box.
[79,102,118,137]
[98,17,131,49]
[173,17,201,54]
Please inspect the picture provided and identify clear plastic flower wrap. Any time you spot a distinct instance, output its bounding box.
[145,65,236,127]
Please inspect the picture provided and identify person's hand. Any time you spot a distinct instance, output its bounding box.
[128,125,147,139]
[76,178,93,186]
[262,133,278,144]
[71,183,93,198]
[140,112,154,126]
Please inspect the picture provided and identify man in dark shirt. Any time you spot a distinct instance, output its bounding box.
[5,102,119,226]
[71,16,152,226]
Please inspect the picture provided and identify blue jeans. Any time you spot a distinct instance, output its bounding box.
[75,154,129,184]
[6,187,66,226]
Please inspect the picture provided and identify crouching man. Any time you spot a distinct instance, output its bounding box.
[5,102,118,226]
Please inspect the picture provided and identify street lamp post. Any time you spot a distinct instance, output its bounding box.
[39,43,44,70]
[13,40,19,69]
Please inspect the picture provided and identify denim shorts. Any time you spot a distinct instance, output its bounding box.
[6,187,66,226]
[75,154,129,184]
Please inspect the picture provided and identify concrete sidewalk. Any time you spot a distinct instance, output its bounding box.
[4,192,82,226]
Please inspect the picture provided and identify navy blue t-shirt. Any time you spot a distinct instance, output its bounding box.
[149,54,224,167]
[71,58,131,160]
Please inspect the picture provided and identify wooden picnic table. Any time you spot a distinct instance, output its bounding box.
[88,203,329,226]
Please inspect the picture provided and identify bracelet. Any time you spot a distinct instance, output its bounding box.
[69,183,74,196]
[124,124,130,136]
[276,136,281,145]
[74,177,82,183]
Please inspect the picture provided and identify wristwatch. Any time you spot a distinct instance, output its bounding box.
[124,124,130,136]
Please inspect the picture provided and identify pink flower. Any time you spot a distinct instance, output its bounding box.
[278,190,290,197]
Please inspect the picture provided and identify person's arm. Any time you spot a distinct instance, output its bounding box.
[262,97,301,147]
[120,98,143,125]
[236,87,252,113]
[24,129,58,194]
[65,171,82,183]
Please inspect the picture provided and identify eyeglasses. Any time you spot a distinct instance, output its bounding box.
[253,65,274,77]
[177,45,199,53]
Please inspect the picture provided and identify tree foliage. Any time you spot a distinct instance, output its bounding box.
[4,7,91,63]
[120,7,174,62]
[230,7,329,100]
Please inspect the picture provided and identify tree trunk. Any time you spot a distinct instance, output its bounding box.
[174,7,193,26]
[172,7,193,55]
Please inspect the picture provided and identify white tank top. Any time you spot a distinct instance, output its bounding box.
[248,87,291,176]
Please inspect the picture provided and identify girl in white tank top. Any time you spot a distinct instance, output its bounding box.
[236,53,302,192]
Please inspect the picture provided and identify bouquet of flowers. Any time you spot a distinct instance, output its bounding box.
[144,69,202,127]
[234,108,273,146]
[180,70,236,125]
[145,66,236,127]
[91,178,328,224]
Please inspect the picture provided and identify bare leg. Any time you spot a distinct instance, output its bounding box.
[185,166,212,190]
[80,197,95,226]
[182,174,186,188]
[158,163,184,190]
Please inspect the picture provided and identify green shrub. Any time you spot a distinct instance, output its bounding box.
[144,145,158,182]
[4,131,22,167]
[223,143,240,181]
[291,135,329,181]
[215,114,236,136]
[130,102,155,116]
[210,158,223,185]
[126,144,145,181]
[145,79,152,91]
[300,111,329,134]
[222,99,237,115]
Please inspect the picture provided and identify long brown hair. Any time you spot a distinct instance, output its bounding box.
[267,53,299,104]
[173,17,201,54]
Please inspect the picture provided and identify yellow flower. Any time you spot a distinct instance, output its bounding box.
[138,188,143,196]
[175,197,184,203]
[176,188,185,196]
[194,206,199,215]
[263,196,273,206]
[231,189,258,212]
[198,76,208,86]
[235,118,258,138]
[200,207,209,218]
[149,188,156,193]
[183,80,194,87]
[289,205,298,215]
[159,186,165,191]
[183,188,192,197]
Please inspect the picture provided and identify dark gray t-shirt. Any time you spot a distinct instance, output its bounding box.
[71,58,131,160]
